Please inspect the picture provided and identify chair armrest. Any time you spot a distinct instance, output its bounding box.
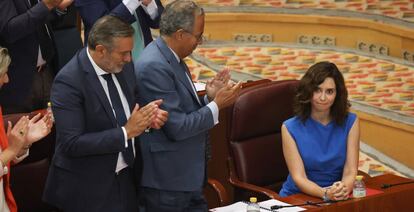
[207,178,230,206]
[228,175,281,200]
[227,157,281,200]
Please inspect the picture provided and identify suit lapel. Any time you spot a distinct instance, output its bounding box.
[78,49,118,127]
[155,38,201,106]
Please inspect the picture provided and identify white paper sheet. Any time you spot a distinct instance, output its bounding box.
[194,82,206,91]
[210,199,306,212]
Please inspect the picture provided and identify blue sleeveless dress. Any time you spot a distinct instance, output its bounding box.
[279,113,357,197]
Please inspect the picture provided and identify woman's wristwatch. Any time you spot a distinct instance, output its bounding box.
[322,188,330,202]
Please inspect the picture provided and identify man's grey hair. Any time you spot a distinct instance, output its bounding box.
[160,0,204,36]
[0,47,11,76]
[88,15,134,50]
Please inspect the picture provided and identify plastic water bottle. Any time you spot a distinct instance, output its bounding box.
[246,197,260,212]
[353,175,366,198]
[47,102,54,122]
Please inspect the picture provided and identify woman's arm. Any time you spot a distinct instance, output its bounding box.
[281,124,326,199]
[340,117,360,196]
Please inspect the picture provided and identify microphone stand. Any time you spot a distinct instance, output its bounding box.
[381,181,414,189]
[270,200,335,211]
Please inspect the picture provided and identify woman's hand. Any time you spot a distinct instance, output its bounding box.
[6,116,29,155]
[25,112,53,145]
[328,181,349,201]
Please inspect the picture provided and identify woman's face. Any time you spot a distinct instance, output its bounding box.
[311,77,336,113]
[0,68,9,89]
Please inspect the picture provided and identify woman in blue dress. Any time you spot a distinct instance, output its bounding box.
[279,61,360,201]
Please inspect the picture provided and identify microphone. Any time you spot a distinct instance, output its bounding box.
[381,181,414,189]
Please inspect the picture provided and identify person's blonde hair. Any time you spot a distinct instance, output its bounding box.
[0,47,11,76]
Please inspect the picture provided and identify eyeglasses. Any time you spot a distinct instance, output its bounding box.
[183,30,205,43]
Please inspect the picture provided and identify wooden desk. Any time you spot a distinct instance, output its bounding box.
[279,174,414,212]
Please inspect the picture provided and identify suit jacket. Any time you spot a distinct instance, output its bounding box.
[0,0,56,108]
[135,38,215,191]
[75,0,164,45]
[43,48,138,211]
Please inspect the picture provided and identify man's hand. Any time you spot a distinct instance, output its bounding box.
[213,81,242,110]
[43,0,64,10]
[57,0,74,11]
[150,108,168,129]
[141,0,153,6]
[206,68,231,101]
[124,100,163,139]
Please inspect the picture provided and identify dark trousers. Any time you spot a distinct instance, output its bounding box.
[101,167,138,212]
[2,64,53,114]
[49,168,138,212]
[139,187,208,212]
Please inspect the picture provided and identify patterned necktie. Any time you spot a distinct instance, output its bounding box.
[102,74,134,166]
[131,12,145,60]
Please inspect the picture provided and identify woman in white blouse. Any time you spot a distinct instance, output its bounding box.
[0,47,53,212]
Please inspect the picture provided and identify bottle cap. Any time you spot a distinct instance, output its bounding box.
[355,175,363,181]
[250,197,257,203]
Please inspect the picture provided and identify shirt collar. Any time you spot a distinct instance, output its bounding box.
[86,47,109,76]
[168,47,181,63]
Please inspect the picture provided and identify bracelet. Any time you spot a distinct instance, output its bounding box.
[0,159,8,175]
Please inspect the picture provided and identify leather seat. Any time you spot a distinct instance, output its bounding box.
[226,80,299,201]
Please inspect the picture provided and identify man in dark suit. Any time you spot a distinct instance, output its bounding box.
[0,0,73,114]
[42,15,168,212]
[135,1,242,211]
[75,0,163,52]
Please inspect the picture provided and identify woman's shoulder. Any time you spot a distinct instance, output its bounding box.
[347,112,357,123]
[343,112,357,129]
[283,116,302,128]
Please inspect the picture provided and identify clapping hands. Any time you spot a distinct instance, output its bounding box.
[6,112,53,157]
[206,68,231,101]
[6,116,29,156]
[25,112,53,145]
[124,100,168,139]
[205,67,242,109]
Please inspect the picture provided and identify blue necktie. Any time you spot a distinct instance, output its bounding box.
[102,74,134,166]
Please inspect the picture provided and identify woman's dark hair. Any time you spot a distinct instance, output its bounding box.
[294,61,350,125]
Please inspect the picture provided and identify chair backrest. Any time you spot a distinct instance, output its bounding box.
[3,110,56,212]
[227,80,299,192]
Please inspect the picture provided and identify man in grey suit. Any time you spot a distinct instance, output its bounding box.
[135,0,242,211]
